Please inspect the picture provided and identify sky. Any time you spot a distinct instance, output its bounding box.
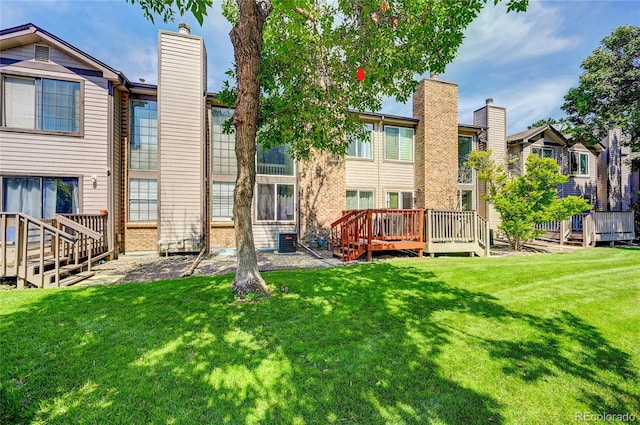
[1,0,639,134]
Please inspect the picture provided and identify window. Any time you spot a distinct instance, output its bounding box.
[129,178,157,221]
[257,184,295,221]
[459,190,474,211]
[257,145,294,176]
[570,151,589,176]
[3,76,80,133]
[212,182,234,221]
[346,190,374,210]
[386,191,413,209]
[211,107,237,175]
[458,136,473,183]
[2,176,79,219]
[130,99,157,170]
[347,123,373,159]
[532,147,554,159]
[384,126,414,161]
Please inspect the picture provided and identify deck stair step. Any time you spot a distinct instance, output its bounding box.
[58,271,95,287]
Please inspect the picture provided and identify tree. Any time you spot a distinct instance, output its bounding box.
[129,0,529,293]
[466,150,590,250]
[527,117,566,130]
[562,25,640,149]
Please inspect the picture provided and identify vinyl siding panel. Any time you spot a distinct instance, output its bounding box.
[157,31,205,247]
[252,223,297,250]
[2,44,99,75]
[346,123,415,208]
[0,54,111,214]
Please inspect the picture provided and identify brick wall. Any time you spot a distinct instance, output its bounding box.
[298,151,346,244]
[413,78,459,209]
[125,226,158,251]
[210,223,235,249]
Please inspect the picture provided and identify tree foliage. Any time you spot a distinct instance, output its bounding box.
[466,150,590,250]
[127,0,529,292]
[562,25,640,149]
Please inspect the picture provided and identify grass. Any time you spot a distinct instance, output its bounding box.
[1,248,639,425]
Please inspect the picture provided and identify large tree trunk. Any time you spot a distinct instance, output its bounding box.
[230,0,272,294]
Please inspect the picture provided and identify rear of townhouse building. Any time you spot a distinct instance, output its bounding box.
[1,23,637,259]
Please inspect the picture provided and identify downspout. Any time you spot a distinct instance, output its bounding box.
[107,81,116,257]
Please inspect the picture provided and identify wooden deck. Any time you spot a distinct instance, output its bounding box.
[330,209,489,262]
[535,211,635,247]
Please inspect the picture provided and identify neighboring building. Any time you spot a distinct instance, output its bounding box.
[1,23,636,256]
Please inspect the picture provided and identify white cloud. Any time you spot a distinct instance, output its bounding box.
[454,1,579,65]
[457,77,576,133]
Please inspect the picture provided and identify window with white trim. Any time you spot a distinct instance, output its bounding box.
[384,126,414,161]
[347,123,373,158]
[346,190,374,210]
[129,178,157,222]
[386,191,413,209]
[211,107,237,175]
[2,76,80,133]
[458,136,473,184]
[130,99,158,170]
[212,181,234,221]
[257,145,294,176]
[570,151,589,176]
[257,183,295,221]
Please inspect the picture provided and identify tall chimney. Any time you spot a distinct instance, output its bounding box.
[178,22,191,35]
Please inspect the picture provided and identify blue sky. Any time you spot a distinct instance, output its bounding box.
[1,0,639,134]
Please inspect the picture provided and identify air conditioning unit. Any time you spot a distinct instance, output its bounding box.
[278,232,297,253]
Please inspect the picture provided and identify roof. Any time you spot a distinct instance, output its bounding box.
[507,124,569,146]
[0,23,124,83]
[458,123,486,134]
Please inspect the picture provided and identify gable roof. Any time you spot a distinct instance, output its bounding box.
[507,124,570,146]
[0,23,123,82]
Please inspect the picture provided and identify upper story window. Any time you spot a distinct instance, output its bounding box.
[347,123,373,159]
[570,151,589,177]
[532,147,554,159]
[257,144,294,176]
[458,135,473,184]
[384,126,414,162]
[211,107,237,175]
[2,76,80,133]
[130,99,157,170]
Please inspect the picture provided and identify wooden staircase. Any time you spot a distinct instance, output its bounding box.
[1,212,110,288]
[330,209,425,262]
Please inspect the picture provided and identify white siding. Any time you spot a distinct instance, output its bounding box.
[346,122,415,208]
[252,223,297,250]
[157,31,206,247]
[0,47,111,214]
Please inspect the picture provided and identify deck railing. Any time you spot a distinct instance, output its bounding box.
[1,212,111,288]
[331,209,424,262]
[0,212,77,288]
[425,210,489,257]
[535,211,635,246]
[592,211,635,242]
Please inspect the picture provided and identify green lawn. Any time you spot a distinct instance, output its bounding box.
[1,248,639,425]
